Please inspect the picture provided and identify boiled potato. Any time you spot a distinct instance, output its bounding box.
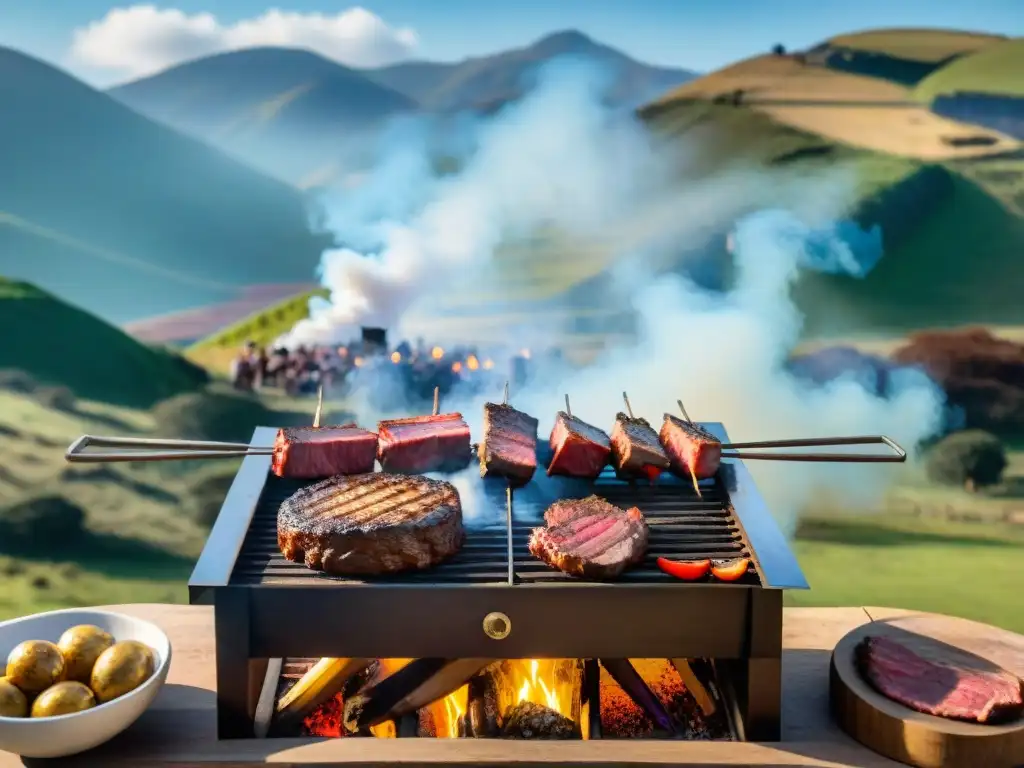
[30,681,96,717]
[57,625,115,684]
[90,641,155,704]
[5,640,65,696]
[0,677,29,718]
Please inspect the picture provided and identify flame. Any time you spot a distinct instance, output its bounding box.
[452,361,463,373]
[391,351,402,363]
[520,348,531,359]
[483,358,494,370]
[466,354,480,371]
[499,659,579,722]
[431,346,444,360]
[426,685,468,738]
[353,356,364,367]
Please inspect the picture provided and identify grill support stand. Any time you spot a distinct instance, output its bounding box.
[215,588,260,739]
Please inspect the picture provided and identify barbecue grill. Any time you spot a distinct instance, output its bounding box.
[188,422,808,746]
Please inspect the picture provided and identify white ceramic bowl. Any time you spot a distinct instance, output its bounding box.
[0,607,171,758]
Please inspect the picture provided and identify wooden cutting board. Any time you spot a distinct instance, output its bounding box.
[830,613,1024,768]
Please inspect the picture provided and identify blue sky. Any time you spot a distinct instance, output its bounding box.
[3,0,1022,85]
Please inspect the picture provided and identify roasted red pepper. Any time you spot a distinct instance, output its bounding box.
[657,557,711,581]
[642,464,663,484]
[711,558,750,582]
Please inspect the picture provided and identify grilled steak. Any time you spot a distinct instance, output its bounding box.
[856,635,1024,724]
[659,416,722,480]
[479,403,539,486]
[529,495,649,580]
[277,473,465,575]
[272,425,378,479]
[376,413,472,474]
[609,413,670,480]
[547,412,611,479]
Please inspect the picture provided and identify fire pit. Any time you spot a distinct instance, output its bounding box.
[188,422,807,748]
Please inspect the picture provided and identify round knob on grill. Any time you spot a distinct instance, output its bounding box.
[482,612,511,640]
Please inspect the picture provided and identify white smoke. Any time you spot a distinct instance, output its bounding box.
[285,56,945,533]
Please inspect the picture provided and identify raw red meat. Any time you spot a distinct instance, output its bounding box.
[377,413,472,474]
[659,415,722,480]
[857,635,1024,724]
[271,425,378,479]
[547,412,611,479]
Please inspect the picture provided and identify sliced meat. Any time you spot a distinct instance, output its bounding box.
[271,425,378,479]
[376,413,472,474]
[609,413,670,480]
[277,473,465,576]
[547,412,611,479]
[479,403,539,486]
[659,415,722,480]
[856,635,1024,724]
[528,495,649,580]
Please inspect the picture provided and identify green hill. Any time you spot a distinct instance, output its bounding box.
[0,47,329,325]
[913,37,1024,100]
[0,278,207,408]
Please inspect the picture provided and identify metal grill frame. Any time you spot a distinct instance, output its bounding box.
[188,423,807,742]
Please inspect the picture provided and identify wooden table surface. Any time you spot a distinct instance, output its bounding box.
[0,603,916,767]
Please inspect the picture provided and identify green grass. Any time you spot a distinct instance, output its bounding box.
[188,287,328,352]
[0,277,208,408]
[826,29,1005,63]
[914,37,1024,101]
[788,514,1024,634]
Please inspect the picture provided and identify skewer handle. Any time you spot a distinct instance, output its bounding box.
[313,385,324,428]
[622,391,634,419]
[503,381,510,406]
[433,387,440,417]
[721,435,908,463]
[676,399,692,423]
[564,394,572,418]
[65,435,271,463]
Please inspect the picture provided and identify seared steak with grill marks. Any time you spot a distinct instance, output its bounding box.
[857,635,1024,723]
[610,413,670,480]
[529,496,648,580]
[479,403,539,486]
[659,416,722,480]
[547,412,611,479]
[277,473,464,575]
[272,425,378,479]
[376,413,472,474]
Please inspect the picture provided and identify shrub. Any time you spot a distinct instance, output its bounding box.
[772,43,786,55]
[34,385,76,412]
[925,430,1007,489]
[0,495,87,552]
[188,471,237,528]
[0,368,37,394]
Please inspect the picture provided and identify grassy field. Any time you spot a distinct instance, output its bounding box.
[914,37,1024,101]
[0,277,208,408]
[827,28,1005,62]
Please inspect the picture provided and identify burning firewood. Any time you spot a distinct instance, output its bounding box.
[466,670,500,738]
[670,658,717,717]
[342,658,493,734]
[275,657,373,725]
[598,659,677,735]
[501,700,579,739]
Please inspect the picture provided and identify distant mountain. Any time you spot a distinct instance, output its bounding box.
[107,31,696,184]
[0,47,329,324]
[109,48,419,184]
[367,30,697,112]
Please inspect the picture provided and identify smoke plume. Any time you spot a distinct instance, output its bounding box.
[285,57,945,532]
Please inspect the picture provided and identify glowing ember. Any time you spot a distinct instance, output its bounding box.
[431,346,444,360]
[466,354,480,371]
[391,351,402,363]
[452,361,463,373]
[301,658,411,738]
[496,659,580,724]
[483,358,495,370]
[425,685,468,738]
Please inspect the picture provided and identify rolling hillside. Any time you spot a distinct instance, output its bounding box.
[914,37,1024,100]
[109,48,419,184]
[0,278,207,407]
[107,31,695,185]
[0,47,330,325]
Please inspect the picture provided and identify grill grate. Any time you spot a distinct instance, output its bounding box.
[229,452,759,587]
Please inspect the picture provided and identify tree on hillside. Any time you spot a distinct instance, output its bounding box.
[926,430,1007,491]
[772,44,787,56]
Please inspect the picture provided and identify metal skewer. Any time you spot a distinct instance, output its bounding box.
[432,386,440,417]
[503,381,510,406]
[622,391,634,419]
[505,485,515,586]
[564,394,572,418]
[675,399,703,498]
[313,384,324,429]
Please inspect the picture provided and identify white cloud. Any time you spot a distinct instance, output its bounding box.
[69,5,418,80]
